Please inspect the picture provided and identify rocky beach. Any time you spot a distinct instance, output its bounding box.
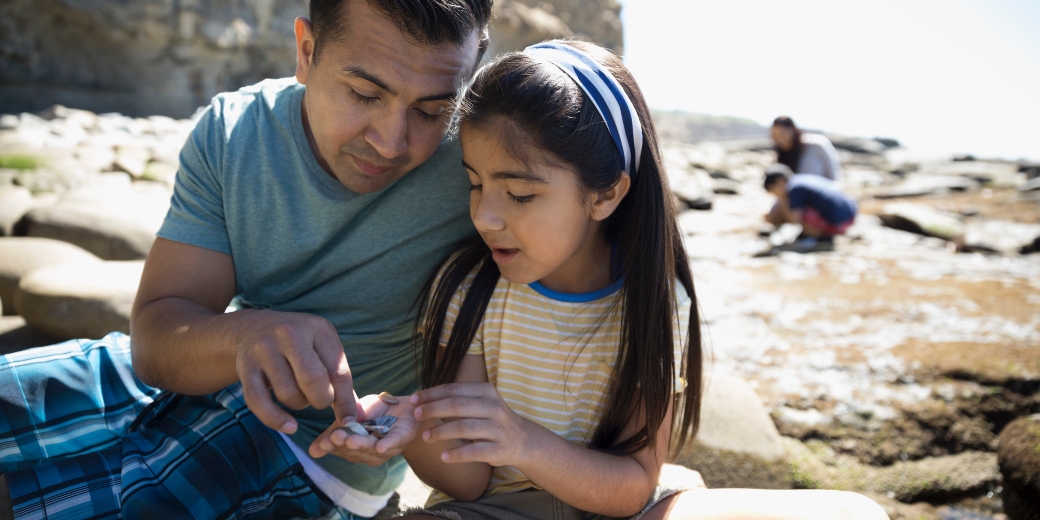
[1,1,1039,519]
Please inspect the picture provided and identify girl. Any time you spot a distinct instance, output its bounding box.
[337,40,886,520]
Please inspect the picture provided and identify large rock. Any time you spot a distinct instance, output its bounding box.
[14,260,144,340]
[997,414,1040,520]
[873,174,978,199]
[665,148,715,211]
[673,374,790,489]
[1,0,623,118]
[877,203,965,242]
[0,237,101,315]
[18,182,171,259]
[959,220,1040,256]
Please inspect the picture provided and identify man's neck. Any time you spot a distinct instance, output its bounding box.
[299,94,336,180]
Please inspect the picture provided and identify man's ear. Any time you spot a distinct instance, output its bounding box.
[590,172,632,222]
[295,17,316,85]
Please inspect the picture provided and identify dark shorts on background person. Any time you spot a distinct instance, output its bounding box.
[404,486,687,520]
[801,206,855,235]
[0,333,364,520]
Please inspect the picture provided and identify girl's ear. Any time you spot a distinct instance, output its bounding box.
[589,172,631,222]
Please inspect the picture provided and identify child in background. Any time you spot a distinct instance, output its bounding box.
[334,40,887,520]
[763,163,858,253]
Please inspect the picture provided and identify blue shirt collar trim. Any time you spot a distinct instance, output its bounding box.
[528,277,625,303]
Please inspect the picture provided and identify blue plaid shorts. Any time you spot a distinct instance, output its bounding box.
[0,333,367,520]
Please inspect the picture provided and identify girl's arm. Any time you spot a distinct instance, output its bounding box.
[412,383,672,517]
[402,354,493,501]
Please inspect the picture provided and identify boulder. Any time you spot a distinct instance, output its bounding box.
[1022,236,1040,255]
[0,237,101,315]
[18,182,171,259]
[0,185,34,236]
[877,203,965,242]
[997,414,1040,520]
[673,374,791,489]
[665,148,714,211]
[959,221,1040,256]
[1020,176,1040,192]
[0,315,60,355]
[14,260,144,340]
[873,175,978,199]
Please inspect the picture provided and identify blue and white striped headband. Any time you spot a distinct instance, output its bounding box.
[524,42,644,178]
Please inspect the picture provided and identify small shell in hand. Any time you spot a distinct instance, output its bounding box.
[361,415,397,437]
[337,421,369,437]
[378,392,400,405]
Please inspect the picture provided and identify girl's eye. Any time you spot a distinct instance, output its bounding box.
[509,193,535,204]
[348,89,377,104]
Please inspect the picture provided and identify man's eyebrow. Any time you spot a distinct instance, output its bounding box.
[462,160,548,184]
[341,66,396,96]
[342,66,455,103]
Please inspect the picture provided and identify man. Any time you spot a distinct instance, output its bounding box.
[0,1,491,518]
[763,163,858,252]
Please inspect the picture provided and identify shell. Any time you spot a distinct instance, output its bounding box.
[378,392,399,405]
[361,416,397,437]
[337,421,369,436]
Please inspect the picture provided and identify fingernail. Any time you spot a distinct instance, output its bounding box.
[409,394,419,405]
[422,430,430,441]
[414,407,422,419]
[440,452,449,462]
[281,421,297,434]
[342,416,356,426]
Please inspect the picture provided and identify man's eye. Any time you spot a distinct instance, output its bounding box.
[415,108,442,122]
[509,193,535,204]
[348,89,377,104]
[470,184,482,191]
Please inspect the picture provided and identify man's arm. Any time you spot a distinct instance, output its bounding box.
[130,237,357,435]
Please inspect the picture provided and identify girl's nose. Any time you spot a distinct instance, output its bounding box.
[471,193,506,232]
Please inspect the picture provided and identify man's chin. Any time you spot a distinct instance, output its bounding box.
[331,165,407,194]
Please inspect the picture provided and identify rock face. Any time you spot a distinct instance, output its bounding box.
[19,182,172,260]
[1,0,624,118]
[0,186,35,236]
[14,261,144,340]
[0,237,101,315]
[673,374,790,489]
[997,415,1040,520]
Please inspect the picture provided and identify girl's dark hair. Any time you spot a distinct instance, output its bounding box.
[772,115,804,173]
[415,40,703,456]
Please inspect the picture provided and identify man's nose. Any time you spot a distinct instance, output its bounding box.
[366,109,408,160]
[471,193,506,232]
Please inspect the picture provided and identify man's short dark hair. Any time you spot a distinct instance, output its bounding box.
[310,0,493,62]
[763,163,793,190]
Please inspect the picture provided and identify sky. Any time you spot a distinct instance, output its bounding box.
[617,0,1040,161]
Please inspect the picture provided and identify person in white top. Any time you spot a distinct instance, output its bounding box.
[771,116,842,181]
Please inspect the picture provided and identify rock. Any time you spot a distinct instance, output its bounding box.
[959,221,1040,256]
[873,174,978,199]
[1019,161,1040,180]
[487,1,573,57]
[0,315,61,355]
[877,203,965,241]
[0,237,101,315]
[825,134,888,155]
[18,182,171,259]
[922,161,1023,188]
[113,145,151,178]
[997,414,1040,520]
[712,178,740,195]
[874,137,901,148]
[665,149,715,210]
[14,260,144,340]
[1021,236,1040,255]
[1019,176,1040,192]
[673,374,791,489]
[0,185,34,236]
[862,493,941,520]
[786,438,1000,503]
[489,0,623,57]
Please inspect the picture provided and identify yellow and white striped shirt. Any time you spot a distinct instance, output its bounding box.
[428,273,691,503]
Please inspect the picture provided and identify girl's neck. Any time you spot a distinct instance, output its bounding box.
[536,228,614,295]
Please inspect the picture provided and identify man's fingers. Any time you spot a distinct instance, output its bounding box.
[261,356,309,410]
[242,370,298,434]
[313,325,356,421]
[286,347,334,410]
[411,382,492,406]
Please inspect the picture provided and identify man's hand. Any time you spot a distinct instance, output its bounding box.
[411,382,531,467]
[235,311,357,435]
[308,393,423,466]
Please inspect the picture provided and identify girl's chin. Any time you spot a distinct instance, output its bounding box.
[497,264,542,286]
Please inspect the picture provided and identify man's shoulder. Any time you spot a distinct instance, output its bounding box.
[206,77,301,130]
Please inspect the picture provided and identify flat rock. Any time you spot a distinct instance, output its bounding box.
[0,315,60,355]
[1019,176,1040,192]
[786,438,1000,503]
[673,374,790,489]
[0,237,101,315]
[666,149,715,210]
[997,414,1040,520]
[14,260,143,340]
[878,203,965,241]
[959,220,1040,256]
[874,174,978,199]
[19,182,170,259]
[0,185,34,236]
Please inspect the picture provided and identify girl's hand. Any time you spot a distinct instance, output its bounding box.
[309,393,422,465]
[411,382,533,467]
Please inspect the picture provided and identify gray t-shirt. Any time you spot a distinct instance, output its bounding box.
[157,77,474,495]
[797,133,842,181]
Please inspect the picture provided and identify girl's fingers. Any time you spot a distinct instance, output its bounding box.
[423,418,490,443]
[414,396,498,421]
[411,382,494,406]
[440,441,497,464]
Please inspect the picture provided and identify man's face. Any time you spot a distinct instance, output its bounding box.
[294,0,480,193]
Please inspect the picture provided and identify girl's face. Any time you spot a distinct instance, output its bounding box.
[771,125,795,151]
[460,126,627,291]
